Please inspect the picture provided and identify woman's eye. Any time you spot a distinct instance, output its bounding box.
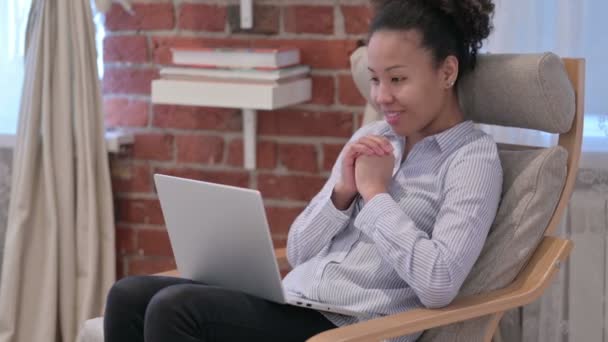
[391,77,406,83]
[370,76,379,84]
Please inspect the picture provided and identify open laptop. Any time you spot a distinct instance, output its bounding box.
[154,174,360,317]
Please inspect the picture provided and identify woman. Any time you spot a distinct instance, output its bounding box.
[104,1,501,341]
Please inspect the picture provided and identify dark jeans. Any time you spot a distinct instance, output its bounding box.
[103,275,337,342]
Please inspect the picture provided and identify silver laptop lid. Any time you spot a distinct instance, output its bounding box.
[154,174,286,303]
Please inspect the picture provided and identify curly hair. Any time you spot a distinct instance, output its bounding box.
[369,0,494,76]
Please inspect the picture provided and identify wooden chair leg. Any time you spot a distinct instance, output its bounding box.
[484,312,505,342]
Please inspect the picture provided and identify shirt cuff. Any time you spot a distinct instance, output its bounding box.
[324,193,357,221]
[354,193,406,236]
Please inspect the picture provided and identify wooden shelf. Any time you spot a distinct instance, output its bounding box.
[151,78,312,169]
[151,78,311,111]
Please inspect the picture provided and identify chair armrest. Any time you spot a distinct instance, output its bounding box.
[308,236,573,342]
[275,247,288,268]
[155,269,180,277]
[153,247,290,278]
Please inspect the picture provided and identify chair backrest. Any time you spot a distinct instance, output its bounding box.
[350,47,584,341]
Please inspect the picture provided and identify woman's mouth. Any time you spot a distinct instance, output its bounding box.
[384,112,402,125]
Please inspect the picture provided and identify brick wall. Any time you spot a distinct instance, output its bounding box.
[103,0,373,278]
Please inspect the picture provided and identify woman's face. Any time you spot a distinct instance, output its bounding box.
[367,29,457,138]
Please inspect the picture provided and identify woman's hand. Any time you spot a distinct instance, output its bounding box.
[332,136,393,209]
[355,152,394,202]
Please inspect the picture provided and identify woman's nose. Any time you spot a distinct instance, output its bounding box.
[373,82,394,105]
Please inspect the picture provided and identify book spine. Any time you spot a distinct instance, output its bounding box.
[252,63,300,71]
[160,74,309,85]
[170,47,297,54]
[171,62,301,70]
[172,63,230,69]
[170,49,300,69]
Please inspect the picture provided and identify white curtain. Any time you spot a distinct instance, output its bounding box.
[0,0,115,341]
[0,0,30,134]
[484,1,608,341]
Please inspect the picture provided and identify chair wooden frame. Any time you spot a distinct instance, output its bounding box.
[157,58,584,342]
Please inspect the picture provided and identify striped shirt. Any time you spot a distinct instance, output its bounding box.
[282,120,503,341]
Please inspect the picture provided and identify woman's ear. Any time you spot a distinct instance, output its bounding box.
[441,55,459,88]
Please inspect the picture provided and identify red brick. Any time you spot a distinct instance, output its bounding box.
[257,174,327,201]
[310,75,335,105]
[258,110,354,138]
[341,5,374,34]
[356,112,365,128]
[116,198,164,225]
[176,135,224,164]
[228,5,279,34]
[102,67,159,95]
[179,3,226,32]
[138,229,173,257]
[128,257,176,276]
[265,207,304,237]
[153,105,241,131]
[338,74,367,106]
[155,168,250,188]
[105,3,175,31]
[151,37,252,65]
[116,226,137,254]
[278,144,318,173]
[111,162,152,193]
[104,98,149,128]
[117,258,127,279]
[103,35,148,63]
[323,143,345,171]
[284,6,334,34]
[133,133,174,161]
[252,39,358,70]
[227,140,277,170]
[273,238,287,249]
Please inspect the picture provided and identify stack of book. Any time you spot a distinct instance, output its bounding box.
[152,47,312,109]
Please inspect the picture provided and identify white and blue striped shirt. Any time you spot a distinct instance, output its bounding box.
[282,120,503,341]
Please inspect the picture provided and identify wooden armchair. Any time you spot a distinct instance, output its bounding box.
[156,54,583,341]
[158,236,570,341]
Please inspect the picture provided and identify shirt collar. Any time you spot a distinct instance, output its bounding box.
[433,120,475,152]
[385,120,475,153]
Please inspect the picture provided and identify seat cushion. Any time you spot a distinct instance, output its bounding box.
[76,317,104,342]
[417,146,567,342]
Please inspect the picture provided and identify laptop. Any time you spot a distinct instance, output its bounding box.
[154,174,361,317]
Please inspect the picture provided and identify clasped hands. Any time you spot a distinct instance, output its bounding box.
[332,135,395,210]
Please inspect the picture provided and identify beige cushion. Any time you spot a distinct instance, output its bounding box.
[417,146,567,342]
[350,47,575,133]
